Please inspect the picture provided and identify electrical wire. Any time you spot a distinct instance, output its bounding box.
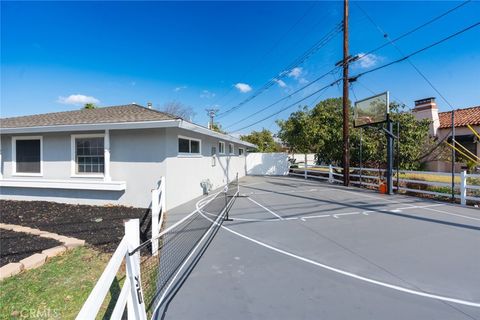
[352,0,472,68]
[223,66,339,129]
[229,78,341,133]
[350,22,480,83]
[212,1,320,107]
[217,22,342,119]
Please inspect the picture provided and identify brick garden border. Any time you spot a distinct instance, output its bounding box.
[0,223,85,280]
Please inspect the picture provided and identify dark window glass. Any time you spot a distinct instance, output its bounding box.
[179,138,190,153]
[190,140,200,153]
[76,137,104,174]
[229,144,233,154]
[239,148,244,155]
[219,142,224,154]
[16,139,41,173]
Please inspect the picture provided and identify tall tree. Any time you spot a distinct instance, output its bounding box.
[83,103,96,109]
[161,101,196,121]
[277,98,433,170]
[240,129,281,152]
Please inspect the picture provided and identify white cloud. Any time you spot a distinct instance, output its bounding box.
[174,86,187,92]
[234,83,252,93]
[298,77,309,84]
[274,79,287,88]
[57,94,99,106]
[200,90,216,99]
[288,67,303,79]
[356,53,380,68]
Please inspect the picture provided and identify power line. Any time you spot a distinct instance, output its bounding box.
[350,22,480,82]
[217,22,342,119]
[229,78,341,133]
[352,0,472,67]
[212,1,320,107]
[224,66,339,130]
[230,21,478,134]
[355,2,462,110]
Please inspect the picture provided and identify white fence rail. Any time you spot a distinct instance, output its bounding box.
[76,219,147,320]
[290,165,480,206]
[151,177,166,255]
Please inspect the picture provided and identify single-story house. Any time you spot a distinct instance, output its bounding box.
[412,97,480,172]
[0,104,255,209]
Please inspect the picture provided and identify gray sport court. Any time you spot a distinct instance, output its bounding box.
[161,175,480,319]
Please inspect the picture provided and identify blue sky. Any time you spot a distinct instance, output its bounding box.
[1,1,479,135]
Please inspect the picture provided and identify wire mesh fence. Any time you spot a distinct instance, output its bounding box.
[133,177,239,318]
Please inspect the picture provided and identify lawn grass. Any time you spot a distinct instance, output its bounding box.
[0,246,124,320]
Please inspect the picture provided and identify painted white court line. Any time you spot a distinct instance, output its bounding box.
[422,207,480,222]
[333,212,361,218]
[196,200,480,308]
[248,197,284,220]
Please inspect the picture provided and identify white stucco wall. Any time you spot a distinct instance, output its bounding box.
[162,127,247,209]
[0,127,249,209]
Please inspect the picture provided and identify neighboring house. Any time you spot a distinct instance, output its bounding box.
[0,104,254,209]
[412,97,480,172]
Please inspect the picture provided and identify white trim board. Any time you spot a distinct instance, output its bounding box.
[0,178,126,191]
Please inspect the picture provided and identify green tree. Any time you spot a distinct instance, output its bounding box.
[211,123,227,134]
[277,98,433,170]
[240,129,281,152]
[83,103,97,109]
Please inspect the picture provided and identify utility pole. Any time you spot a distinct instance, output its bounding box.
[451,110,456,202]
[342,0,350,186]
[206,108,219,130]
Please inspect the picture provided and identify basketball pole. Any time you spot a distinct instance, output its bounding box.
[342,0,350,187]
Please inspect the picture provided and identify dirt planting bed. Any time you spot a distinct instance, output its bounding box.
[0,200,148,253]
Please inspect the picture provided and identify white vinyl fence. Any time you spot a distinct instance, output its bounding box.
[246,153,290,176]
[76,219,147,320]
[290,165,480,206]
[151,177,166,255]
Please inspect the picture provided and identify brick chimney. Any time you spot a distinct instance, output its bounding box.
[412,97,440,136]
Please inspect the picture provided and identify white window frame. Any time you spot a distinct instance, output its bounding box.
[71,133,105,178]
[177,135,202,157]
[228,143,234,155]
[12,136,43,177]
[218,141,225,155]
[238,148,245,156]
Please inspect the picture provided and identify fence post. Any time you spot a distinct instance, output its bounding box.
[236,172,239,194]
[328,165,333,183]
[160,176,166,216]
[125,219,147,320]
[304,154,308,180]
[460,170,467,206]
[151,188,159,256]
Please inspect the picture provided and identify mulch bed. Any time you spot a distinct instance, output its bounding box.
[0,200,149,253]
[0,229,61,267]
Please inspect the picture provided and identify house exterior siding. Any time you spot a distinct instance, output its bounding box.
[0,127,248,209]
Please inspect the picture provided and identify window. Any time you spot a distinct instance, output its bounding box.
[178,136,201,155]
[74,136,105,174]
[218,141,225,154]
[229,143,234,155]
[238,148,244,156]
[13,136,42,175]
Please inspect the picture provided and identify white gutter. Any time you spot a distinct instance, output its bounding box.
[178,120,256,148]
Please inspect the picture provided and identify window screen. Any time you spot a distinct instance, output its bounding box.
[76,137,104,174]
[16,139,41,173]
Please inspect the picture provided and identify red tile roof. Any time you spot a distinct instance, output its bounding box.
[438,106,480,129]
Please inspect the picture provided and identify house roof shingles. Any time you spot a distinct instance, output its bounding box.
[438,106,480,129]
[0,104,178,129]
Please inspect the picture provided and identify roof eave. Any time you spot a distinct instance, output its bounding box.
[0,119,180,134]
[178,120,256,148]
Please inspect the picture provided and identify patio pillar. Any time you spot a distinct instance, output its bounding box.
[104,129,111,182]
